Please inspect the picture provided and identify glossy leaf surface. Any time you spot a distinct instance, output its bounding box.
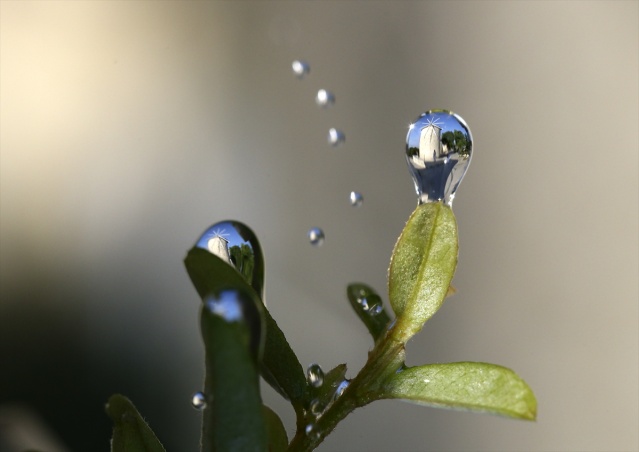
[379,362,537,420]
[200,300,266,451]
[185,248,307,409]
[346,284,392,343]
[106,394,165,452]
[388,202,458,338]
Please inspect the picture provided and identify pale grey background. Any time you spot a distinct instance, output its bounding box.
[1,1,637,451]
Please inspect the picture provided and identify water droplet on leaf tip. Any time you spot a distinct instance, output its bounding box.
[292,60,310,78]
[308,228,325,247]
[328,128,345,146]
[307,363,325,388]
[191,392,207,410]
[349,191,363,207]
[195,220,264,299]
[315,89,335,107]
[405,110,472,206]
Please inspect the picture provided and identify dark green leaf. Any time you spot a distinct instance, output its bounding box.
[262,405,288,452]
[388,202,458,339]
[378,362,537,420]
[346,284,392,343]
[105,394,165,452]
[185,248,307,410]
[200,300,267,451]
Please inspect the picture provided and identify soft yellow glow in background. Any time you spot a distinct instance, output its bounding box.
[1,2,637,451]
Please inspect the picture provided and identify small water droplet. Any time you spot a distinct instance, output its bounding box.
[315,89,335,107]
[308,228,325,247]
[333,380,350,400]
[191,391,207,410]
[305,423,320,440]
[291,60,310,79]
[195,221,265,299]
[406,110,473,206]
[307,363,324,388]
[327,128,345,147]
[369,304,383,316]
[309,398,325,417]
[349,191,363,207]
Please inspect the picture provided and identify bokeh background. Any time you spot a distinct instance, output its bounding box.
[1,2,637,451]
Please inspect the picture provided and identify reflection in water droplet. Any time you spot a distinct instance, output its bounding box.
[327,128,345,147]
[292,60,310,79]
[315,89,335,107]
[406,110,473,206]
[191,391,207,410]
[360,298,370,311]
[334,380,350,401]
[195,221,265,299]
[369,304,383,316]
[349,191,363,207]
[308,228,325,247]
[307,363,325,388]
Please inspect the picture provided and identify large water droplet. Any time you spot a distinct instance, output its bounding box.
[315,89,335,108]
[203,289,263,359]
[349,191,363,207]
[406,110,472,206]
[195,221,265,299]
[307,363,324,388]
[327,128,345,147]
[191,391,207,410]
[292,60,310,79]
[308,228,325,247]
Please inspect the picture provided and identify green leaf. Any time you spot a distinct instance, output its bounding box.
[377,362,537,420]
[262,405,288,452]
[105,394,166,452]
[307,364,347,414]
[388,202,458,339]
[346,284,392,343]
[185,248,307,410]
[200,297,267,451]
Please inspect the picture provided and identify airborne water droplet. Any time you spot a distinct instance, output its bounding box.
[315,89,335,107]
[308,228,325,247]
[307,363,325,388]
[191,391,207,410]
[349,191,363,207]
[327,128,345,147]
[291,60,310,79]
[406,110,473,206]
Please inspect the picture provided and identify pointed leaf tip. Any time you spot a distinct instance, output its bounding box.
[106,394,166,452]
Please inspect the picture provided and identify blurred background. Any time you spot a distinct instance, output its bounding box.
[1,1,637,451]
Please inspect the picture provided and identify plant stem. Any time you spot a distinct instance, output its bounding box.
[287,328,406,451]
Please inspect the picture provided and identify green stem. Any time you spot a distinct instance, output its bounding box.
[287,327,406,451]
